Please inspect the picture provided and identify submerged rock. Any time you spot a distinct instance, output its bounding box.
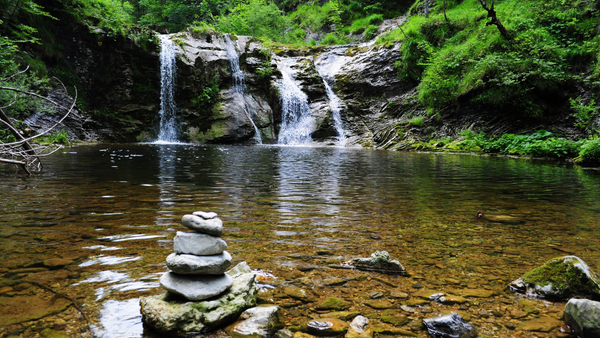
[315,297,350,311]
[422,312,476,338]
[181,214,224,236]
[345,316,373,338]
[348,251,407,275]
[564,298,600,337]
[231,306,284,338]
[166,251,232,274]
[159,271,234,300]
[174,231,228,255]
[141,262,257,334]
[509,256,600,300]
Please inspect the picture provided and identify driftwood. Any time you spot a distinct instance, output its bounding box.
[30,281,92,334]
[0,68,76,175]
[478,0,512,40]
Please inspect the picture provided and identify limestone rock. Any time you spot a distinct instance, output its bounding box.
[349,251,407,275]
[302,318,350,336]
[193,211,218,219]
[345,316,373,338]
[316,297,350,311]
[141,262,257,334]
[510,256,600,300]
[181,214,223,236]
[283,286,315,302]
[159,272,233,300]
[231,306,284,338]
[422,312,476,338]
[274,329,294,338]
[174,231,227,255]
[564,298,600,337]
[166,252,232,275]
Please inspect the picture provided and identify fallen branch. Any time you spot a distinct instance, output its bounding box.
[30,281,92,328]
[478,0,512,40]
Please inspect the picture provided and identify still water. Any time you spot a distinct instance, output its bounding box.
[1,144,600,337]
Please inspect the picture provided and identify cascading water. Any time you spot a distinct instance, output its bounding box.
[156,35,179,143]
[277,58,314,145]
[223,35,262,144]
[315,50,349,145]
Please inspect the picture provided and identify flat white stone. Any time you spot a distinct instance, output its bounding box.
[174,231,227,255]
[160,272,233,301]
[166,252,232,275]
[193,211,218,219]
[181,214,223,236]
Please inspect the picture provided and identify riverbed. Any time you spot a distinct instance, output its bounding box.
[1,144,599,337]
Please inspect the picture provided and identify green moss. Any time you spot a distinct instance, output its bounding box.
[315,297,350,311]
[523,256,600,298]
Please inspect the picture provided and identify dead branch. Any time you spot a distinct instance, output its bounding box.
[30,281,92,333]
[478,0,512,40]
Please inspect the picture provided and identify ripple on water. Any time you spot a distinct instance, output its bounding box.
[76,270,130,284]
[92,299,143,338]
[79,256,142,267]
[98,234,166,242]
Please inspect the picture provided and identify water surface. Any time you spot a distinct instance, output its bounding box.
[1,144,600,337]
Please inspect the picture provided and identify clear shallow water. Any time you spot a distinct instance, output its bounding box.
[1,144,600,337]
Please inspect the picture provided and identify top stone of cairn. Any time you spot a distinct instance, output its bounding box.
[193,211,218,219]
[182,214,223,236]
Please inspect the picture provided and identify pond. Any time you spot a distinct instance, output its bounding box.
[1,144,600,337]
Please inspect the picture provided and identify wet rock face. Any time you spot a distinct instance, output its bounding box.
[171,30,275,144]
[422,312,476,338]
[231,306,284,338]
[349,251,407,275]
[510,256,600,300]
[564,298,600,337]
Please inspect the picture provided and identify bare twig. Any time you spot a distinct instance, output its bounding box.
[0,65,29,82]
[30,281,92,329]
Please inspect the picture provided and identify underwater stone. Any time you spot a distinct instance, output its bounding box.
[181,214,223,236]
[141,262,257,334]
[510,255,600,300]
[230,306,284,338]
[422,312,476,338]
[349,251,407,275]
[346,315,373,338]
[564,298,600,337]
[174,231,227,256]
[159,272,233,301]
[166,252,232,275]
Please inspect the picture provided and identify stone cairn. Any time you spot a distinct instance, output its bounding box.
[159,211,234,301]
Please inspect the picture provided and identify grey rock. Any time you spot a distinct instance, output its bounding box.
[174,231,227,255]
[273,328,293,338]
[141,262,257,334]
[564,298,600,337]
[193,211,218,219]
[231,306,284,338]
[422,312,477,338]
[346,315,373,338]
[509,256,600,300]
[166,252,232,275]
[349,251,407,275]
[181,214,223,236]
[159,271,233,300]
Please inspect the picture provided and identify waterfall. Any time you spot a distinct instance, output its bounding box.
[315,51,348,145]
[156,35,179,143]
[277,58,314,145]
[223,35,262,144]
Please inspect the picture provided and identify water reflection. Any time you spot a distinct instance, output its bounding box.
[92,299,144,338]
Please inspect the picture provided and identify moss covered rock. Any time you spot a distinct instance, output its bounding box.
[510,256,600,300]
[564,298,600,337]
[315,297,349,311]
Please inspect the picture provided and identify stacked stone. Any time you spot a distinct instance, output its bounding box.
[159,211,234,301]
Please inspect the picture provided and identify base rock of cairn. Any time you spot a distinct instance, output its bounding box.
[140,211,258,334]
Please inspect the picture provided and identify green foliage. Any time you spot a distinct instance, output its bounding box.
[321,32,345,45]
[216,0,291,42]
[363,24,379,41]
[407,116,424,126]
[578,136,600,164]
[191,76,220,109]
[570,96,598,131]
[37,130,70,145]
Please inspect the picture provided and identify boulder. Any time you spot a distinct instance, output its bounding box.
[141,262,257,334]
[422,313,476,338]
[231,306,284,338]
[510,256,600,300]
[349,251,407,275]
[159,272,233,300]
[166,252,232,274]
[174,231,228,255]
[564,298,600,337]
[345,316,372,338]
[181,214,223,236]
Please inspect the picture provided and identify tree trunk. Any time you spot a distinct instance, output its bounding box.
[478,0,512,40]
[443,0,449,22]
[424,0,429,18]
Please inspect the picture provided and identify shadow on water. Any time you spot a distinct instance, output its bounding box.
[1,144,600,336]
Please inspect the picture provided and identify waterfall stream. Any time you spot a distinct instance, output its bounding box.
[276,58,314,145]
[156,35,179,143]
[224,35,262,144]
[315,50,348,145]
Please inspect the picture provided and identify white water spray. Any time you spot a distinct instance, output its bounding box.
[277,58,314,145]
[156,35,179,143]
[315,51,348,145]
[224,35,262,144]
